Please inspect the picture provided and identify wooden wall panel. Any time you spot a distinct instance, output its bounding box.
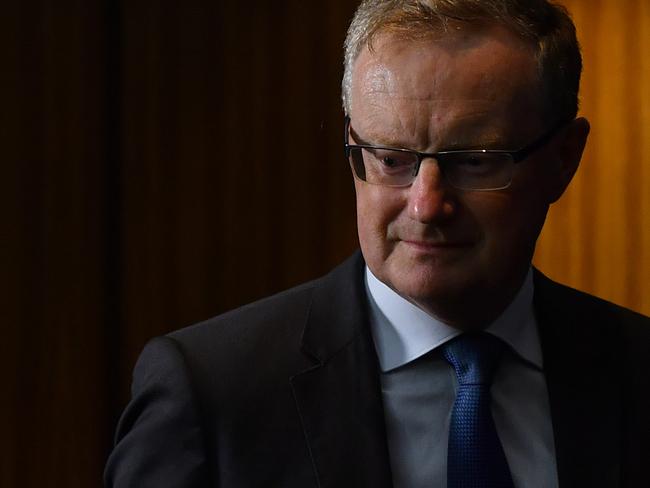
[116,0,359,378]
[534,0,650,315]
[1,1,112,487]
[5,1,648,487]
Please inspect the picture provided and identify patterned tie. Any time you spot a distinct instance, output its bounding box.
[442,332,515,488]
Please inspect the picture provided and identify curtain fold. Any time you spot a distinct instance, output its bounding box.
[535,0,650,316]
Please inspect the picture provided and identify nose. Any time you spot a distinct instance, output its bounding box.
[407,158,456,223]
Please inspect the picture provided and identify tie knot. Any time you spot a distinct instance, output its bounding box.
[442,332,505,386]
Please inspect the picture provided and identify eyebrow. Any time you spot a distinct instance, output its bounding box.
[350,124,508,152]
[349,125,391,147]
[440,136,505,151]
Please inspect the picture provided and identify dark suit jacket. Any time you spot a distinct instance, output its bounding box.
[105,251,650,487]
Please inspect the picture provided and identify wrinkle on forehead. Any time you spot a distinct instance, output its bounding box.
[356,45,443,109]
[362,39,533,100]
[350,28,543,149]
[355,69,509,148]
[362,62,396,101]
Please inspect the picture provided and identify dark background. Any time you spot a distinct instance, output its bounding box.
[1,1,359,486]
[4,1,648,486]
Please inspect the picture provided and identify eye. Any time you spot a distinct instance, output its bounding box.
[362,148,417,180]
[373,150,413,168]
[382,156,399,167]
[459,155,488,167]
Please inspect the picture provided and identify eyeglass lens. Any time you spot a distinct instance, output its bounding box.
[348,147,515,191]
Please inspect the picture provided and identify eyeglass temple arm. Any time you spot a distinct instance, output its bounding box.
[512,120,569,163]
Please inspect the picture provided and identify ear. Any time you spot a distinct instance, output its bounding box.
[546,117,590,203]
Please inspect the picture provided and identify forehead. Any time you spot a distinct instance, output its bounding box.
[349,25,543,145]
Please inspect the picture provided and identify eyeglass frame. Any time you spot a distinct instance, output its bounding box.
[343,116,569,191]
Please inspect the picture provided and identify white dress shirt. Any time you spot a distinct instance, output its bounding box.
[365,266,558,488]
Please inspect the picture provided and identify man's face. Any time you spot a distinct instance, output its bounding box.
[349,26,583,326]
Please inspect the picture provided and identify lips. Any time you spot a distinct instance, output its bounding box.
[401,239,473,252]
[404,240,468,246]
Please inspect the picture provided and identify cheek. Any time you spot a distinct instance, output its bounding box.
[468,189,548,256]
[354,182,402,253]
[463,192,511,232]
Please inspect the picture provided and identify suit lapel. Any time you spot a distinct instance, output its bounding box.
[534,270,622,487]
[290,252,393,488]
[292,259,625,487]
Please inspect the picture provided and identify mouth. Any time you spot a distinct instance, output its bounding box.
[401,239,473,253]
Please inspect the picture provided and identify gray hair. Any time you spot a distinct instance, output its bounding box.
[342,0,582,123]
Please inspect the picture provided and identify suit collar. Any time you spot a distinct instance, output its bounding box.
[291,251,393,487]
[534,269,622,487]
[297,251,369,364]
[368,265,543,372]
[292,260,624,487]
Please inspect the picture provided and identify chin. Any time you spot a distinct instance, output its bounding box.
[382,254,477,304]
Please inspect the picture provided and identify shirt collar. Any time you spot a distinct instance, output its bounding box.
[365,266,543,373]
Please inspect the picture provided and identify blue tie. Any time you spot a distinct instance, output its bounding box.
[442,333,515,488]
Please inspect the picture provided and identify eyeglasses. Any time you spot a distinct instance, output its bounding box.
[344,116,567,191]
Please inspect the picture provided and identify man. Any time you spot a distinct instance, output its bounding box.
[105,1,650,487]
